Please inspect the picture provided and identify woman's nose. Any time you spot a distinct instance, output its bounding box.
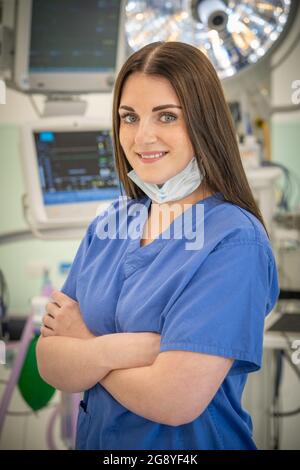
[134,120,157,146]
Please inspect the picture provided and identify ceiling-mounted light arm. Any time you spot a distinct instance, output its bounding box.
[197,0,228,31]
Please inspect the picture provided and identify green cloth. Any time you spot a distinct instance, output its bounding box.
[18,334,56,411]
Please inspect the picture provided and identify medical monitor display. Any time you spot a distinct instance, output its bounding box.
[33,130,119,205]
[30,0,119,73]
[14,0,124,92]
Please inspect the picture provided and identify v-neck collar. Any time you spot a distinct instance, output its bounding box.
[127,192,223,253]
[124,193,224,277]
[126,196,165,255]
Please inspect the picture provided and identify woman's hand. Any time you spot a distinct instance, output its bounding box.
[96,331,161,374]
[135,332,161,367]
[41,290,94,340]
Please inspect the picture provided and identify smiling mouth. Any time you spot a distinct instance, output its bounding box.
[137,151,168,161]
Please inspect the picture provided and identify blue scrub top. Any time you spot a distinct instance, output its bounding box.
[61,193,279,450]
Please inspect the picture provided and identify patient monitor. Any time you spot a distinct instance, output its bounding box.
[14,0,125,94]
[20,119,120,231]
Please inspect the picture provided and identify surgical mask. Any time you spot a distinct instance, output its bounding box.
[127,156,205,204]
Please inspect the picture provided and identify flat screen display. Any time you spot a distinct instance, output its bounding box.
[29,0,121,73]
[33,130,120,205]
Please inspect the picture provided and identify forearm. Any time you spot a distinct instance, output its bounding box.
[100,362,178,426]
[36,335,111,392]
[36,332,159,393]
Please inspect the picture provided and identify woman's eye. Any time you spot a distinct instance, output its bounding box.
[120,114,137,124]
[120,112,177,124]
[160,113,177,123]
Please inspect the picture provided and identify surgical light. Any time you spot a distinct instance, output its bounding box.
[125,0,295,79]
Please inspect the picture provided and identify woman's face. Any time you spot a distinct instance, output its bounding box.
[119,72,195,185]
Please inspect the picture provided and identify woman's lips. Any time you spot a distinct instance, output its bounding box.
[137,151,168,163]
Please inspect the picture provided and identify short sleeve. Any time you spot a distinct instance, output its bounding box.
[160,241,280,375]
[60,217,97,300]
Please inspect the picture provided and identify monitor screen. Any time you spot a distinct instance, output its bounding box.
[21,120,122,230]
[33,129,120,205]
[14,0,125,93]
[29,0,120,73]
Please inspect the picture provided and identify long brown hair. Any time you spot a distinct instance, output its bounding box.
[112,41,267,234]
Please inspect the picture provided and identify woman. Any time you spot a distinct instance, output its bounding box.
[36,42,279,450]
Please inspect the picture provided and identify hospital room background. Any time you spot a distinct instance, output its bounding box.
[0,0,299,450]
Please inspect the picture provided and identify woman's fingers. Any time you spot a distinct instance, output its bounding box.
[45,301,58,317]
[40,325,55,337]
[42,313,55,330]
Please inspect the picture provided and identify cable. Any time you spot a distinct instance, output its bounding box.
[270,333,300,419]
[272,407,300,418]
[261,161,289,211]
[262,160,300,212]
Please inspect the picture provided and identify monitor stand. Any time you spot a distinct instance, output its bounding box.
[43,94,87,117]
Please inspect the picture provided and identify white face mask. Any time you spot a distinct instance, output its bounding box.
[127,156,205,204]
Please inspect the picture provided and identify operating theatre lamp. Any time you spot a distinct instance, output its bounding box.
[124,0,295,79]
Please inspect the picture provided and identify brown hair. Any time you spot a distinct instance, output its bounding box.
[112,41,268,234]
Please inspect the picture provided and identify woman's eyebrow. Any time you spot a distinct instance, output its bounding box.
[119,104,182,112]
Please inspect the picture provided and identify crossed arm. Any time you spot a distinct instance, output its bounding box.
[36,291,233,426]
